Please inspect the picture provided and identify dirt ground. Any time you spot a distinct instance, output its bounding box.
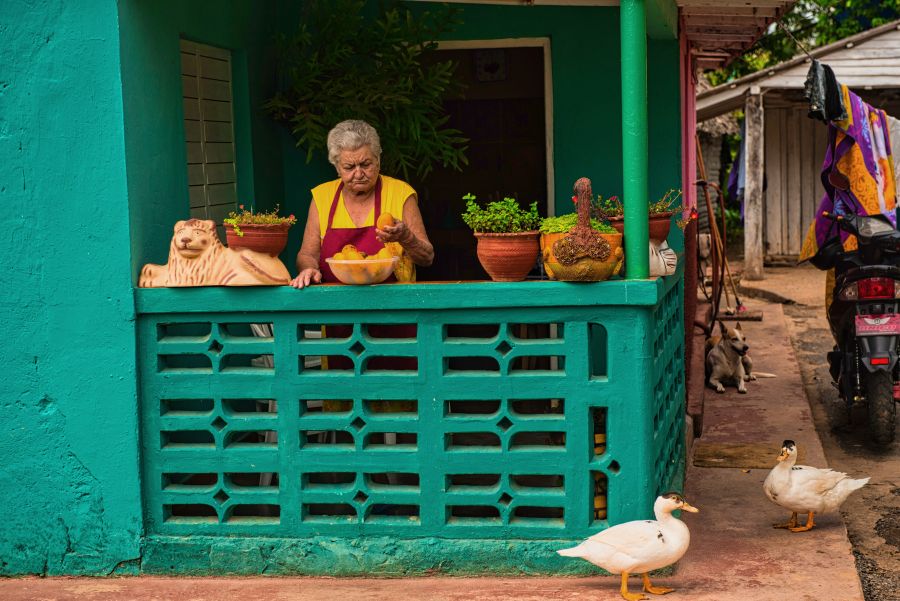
[769,273,900,601]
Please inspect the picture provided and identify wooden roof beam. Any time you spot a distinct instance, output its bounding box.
[685,24,767,36]
[684,17,770,29]
[682,6,780,17]
[696,58,730,69]
[688,32,758,43]
[691,49,733,58]
[691,40,757,50]
[678,0,790,8]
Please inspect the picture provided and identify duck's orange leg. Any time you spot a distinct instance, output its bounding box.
[641,573,674,595]
[620,572,648,601]
[790,512,816,532]
[773,512,798,529]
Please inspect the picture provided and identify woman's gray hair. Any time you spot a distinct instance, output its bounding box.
[327,120,382,166]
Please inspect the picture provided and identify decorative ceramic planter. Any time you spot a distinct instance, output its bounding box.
[473,231,540,282]
[225,223,292,256]
[541,231,624,282]
[607,211,674,244]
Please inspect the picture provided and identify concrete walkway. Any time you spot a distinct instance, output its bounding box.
[0,294,863,601]
[737,262,826,306]
[674,298,862,601]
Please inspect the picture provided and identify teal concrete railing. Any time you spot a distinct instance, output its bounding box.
[134,272,684,575]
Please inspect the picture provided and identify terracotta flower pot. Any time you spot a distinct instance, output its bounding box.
[225,223,292,256]
[606,211,673,244]
[607,216,624,236]
[649,211,674,244]
[473,231,540,282]
[540,231,624,282]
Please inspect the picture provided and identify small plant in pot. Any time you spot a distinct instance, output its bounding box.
[461,194,541,282]
[597,189,684,244]
[223,204,298,256]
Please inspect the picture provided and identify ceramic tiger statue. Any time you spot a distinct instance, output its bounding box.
[138,219,291,287]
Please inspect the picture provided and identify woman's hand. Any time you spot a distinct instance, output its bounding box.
[290,268,322,289]
[376,221,413,244]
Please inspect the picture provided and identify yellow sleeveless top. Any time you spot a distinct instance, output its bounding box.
[311,175,417,283]
[311,175,416,238]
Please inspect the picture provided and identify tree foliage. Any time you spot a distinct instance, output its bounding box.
[265,0,468,181]
[708,0,900,86]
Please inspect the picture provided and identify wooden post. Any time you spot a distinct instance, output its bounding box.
[743,92,765,280]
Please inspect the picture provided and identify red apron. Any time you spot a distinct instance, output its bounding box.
[319,178,417,375]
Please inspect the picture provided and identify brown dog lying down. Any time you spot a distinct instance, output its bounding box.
[706,321,756,393]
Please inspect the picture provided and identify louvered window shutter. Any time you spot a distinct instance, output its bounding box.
[180,40,238,223]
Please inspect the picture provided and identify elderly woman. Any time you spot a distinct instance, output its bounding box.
[290,119,434,289]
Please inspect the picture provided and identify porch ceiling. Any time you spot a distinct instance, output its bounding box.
[679,0,796,70]
[436,1,795,65]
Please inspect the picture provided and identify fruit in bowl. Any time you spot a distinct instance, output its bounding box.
[326,248,399,285]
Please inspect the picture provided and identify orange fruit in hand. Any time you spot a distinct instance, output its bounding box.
[376,212,395,230]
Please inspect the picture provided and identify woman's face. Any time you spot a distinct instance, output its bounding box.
[337,146,380,195]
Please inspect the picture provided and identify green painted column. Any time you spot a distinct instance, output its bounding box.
[620,0,650,279]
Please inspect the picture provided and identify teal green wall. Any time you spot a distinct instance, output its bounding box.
[0,0,142,574]
[648,38,684,251]
[0,0,683,576]
[118,0,286,279]
[409,3,681,226]
[0,0,299,576]
[276,2,683,261]
[415,4,626,210]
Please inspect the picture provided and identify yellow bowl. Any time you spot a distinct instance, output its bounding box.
[326,257,399,285]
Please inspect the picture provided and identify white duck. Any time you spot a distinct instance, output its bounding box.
[763,439,869,532]
[557,492,698,601]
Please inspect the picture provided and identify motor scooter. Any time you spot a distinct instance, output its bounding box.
[809,210,900,445]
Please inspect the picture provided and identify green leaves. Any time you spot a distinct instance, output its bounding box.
[539,214,616,234]
[223,205,297,237]
[648,189,683,214]
[461,195,542,233]
[265,0,468,181]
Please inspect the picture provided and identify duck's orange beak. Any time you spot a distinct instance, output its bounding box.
[777,449,789,462]
[680,501,699,513]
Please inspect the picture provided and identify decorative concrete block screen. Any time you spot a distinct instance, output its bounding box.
[135,274,684,574]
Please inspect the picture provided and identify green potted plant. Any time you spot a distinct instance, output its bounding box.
[461,194,542,282]
[597,189,684,244]
[223,204,298,256]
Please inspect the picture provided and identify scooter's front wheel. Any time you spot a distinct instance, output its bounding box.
[865,369,897,446]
